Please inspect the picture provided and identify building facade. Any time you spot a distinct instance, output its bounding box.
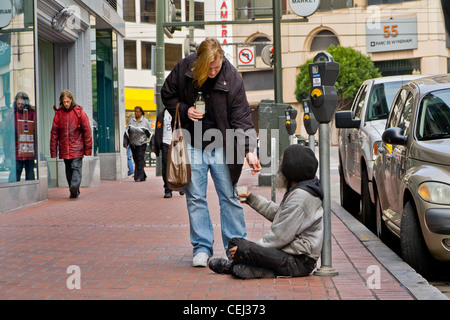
[0,0,127,213]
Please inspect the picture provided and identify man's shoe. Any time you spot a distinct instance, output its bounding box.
[232,264,275,279]
[192,252,209,267]
[164,192,172,198]
[208,258,233,275]
[69,185,78,199]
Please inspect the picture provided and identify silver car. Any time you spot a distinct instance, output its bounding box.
[335,75,426,231]
[373,74,450,278]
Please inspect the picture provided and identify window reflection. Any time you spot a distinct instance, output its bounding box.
[0,0,36,183]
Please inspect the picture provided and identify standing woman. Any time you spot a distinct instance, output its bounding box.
[123,106,152,182]
[50,90,92,198]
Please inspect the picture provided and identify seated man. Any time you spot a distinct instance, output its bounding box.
[209,144,324,279]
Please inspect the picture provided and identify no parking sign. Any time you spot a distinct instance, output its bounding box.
[237,46,255,67]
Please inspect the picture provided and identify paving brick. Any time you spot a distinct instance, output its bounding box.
[0,167,415,300]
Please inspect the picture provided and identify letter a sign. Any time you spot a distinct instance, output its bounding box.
[289,0,320,17]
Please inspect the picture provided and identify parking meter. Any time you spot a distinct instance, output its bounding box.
[285,105,297,136]
[308,52,339,123]
[303,98,319,135]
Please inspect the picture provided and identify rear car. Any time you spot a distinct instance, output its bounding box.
[335,75,425,231]
[373,74,450,278]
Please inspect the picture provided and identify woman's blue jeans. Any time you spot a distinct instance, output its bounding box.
[185,144,246,258]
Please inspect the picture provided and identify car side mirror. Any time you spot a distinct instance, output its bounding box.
[382,127,408,146]
[335,111,361,128]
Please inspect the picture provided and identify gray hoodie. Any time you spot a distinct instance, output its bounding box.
[246,180,324,260]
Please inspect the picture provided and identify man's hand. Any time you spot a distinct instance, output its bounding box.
[229,246,238,258]
[246,152,261,175]
[187,106,204,121]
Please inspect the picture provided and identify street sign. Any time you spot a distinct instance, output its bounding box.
[289,0,320,17]
[237,46,255,67]
[0,0,12,29]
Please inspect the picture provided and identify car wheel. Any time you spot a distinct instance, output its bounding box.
[361,170,376,232]
[339,162,360,216]
[400,201,436,279]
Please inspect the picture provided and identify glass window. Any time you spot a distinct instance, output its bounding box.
[387,89,408,128]
[140,0,155,23]
[124,40,137,69]
[235,0,286,20]
[397,92,414,135]
[242,70,274,91]
[310,30,340,52]
[0,0,37,183]
[367,81,403,121]
[165,43,182,71]
[319,0,353,12]
[185,0,204,29]
[417,89,450,140]
[353,85,368,120]
[141,41,153,70]
[123,0,136,22]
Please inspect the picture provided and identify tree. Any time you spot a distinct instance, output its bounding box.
[295,45,381,110]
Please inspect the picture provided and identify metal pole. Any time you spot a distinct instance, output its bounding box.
[270,137,277,203]
[309,134,315,153]
[272,0,283,103]
[314,123,338,276]
[155,0,165,177]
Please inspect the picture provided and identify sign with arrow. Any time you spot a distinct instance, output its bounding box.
[237,46,255,67]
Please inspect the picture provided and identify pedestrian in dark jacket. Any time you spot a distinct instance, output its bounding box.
[161,38,261,267]
[50,90,92,198]
[209,144,324,279]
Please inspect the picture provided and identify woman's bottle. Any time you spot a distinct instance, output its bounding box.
[195,92,205,115]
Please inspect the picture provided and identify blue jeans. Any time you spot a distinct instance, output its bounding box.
[185,144,246,257]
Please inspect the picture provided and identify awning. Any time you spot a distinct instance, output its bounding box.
[125,88,156,112]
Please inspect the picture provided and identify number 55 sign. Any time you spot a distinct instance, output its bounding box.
[366,17,417,53]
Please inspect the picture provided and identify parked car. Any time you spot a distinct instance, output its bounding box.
[372,74,450,278]
[335,75,426,230]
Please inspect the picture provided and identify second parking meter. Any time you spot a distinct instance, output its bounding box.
[285,105,297,136]
[308,52,339,123]
[303,98,319,135]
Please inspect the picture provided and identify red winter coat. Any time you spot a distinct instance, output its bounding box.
[50,105,92,159]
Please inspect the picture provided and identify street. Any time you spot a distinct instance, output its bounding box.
[326,146,450,298]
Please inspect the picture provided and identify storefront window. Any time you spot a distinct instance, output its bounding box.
[0,0,37,184]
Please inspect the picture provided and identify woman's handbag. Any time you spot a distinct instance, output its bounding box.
[166,104,191,191]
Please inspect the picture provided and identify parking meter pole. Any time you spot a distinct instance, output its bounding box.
[273,0,283,103]
[270,137,277,203]
[309,135,315,152]
[314,123,339,277]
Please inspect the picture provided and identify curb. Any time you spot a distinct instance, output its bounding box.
[331,200,448,300]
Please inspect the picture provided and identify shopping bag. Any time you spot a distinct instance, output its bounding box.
[166,104,191,191]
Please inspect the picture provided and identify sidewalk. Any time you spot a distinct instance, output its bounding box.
[0,167,446,300]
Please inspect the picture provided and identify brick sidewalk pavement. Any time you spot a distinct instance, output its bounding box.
[0,167,417,300]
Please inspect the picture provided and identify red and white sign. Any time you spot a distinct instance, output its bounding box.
[237,46,255,67]
[216,0,233,62]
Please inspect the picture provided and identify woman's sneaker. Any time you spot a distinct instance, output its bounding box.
[192,252,209,267]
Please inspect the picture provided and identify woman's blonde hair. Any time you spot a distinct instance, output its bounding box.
[192,38,224,88]
[59,90,76,108]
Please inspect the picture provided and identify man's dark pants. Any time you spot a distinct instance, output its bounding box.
[64,158,83,194]
[130,144,147,181]
[229,238,316,277]
[161,143,171,194]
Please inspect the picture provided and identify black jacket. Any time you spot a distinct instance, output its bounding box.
[161,53,256,185]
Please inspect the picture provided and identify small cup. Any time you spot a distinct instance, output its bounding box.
[236,186,248,202]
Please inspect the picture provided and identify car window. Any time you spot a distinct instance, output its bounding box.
[397,93,414,135]
[367,81,403,121]
[417,89,450,140]
[353,85,368,120]
[387,89,408,129]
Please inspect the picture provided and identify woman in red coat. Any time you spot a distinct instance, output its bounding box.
[50,90,92,198]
